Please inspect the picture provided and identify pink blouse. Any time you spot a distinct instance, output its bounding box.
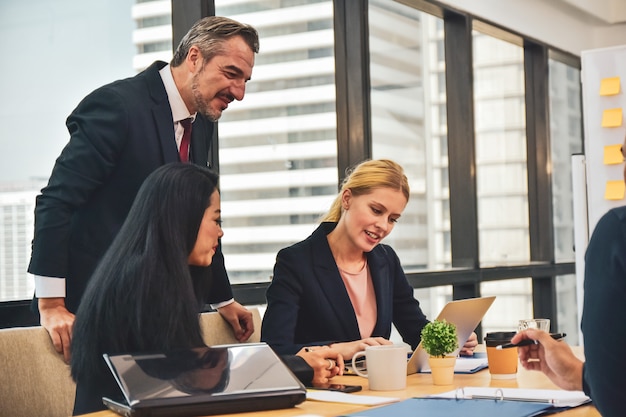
[338,260,377,338]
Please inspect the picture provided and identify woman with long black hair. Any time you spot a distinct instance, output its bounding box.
[70,163,342,415]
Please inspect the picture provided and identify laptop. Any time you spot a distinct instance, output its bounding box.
[406,296,496,375]
[102,343,306,417]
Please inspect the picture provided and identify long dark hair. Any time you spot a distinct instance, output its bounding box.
[71,163,220,382]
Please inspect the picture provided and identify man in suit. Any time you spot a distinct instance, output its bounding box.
[28,16,259,362]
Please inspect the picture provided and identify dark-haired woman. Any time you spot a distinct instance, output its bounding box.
[70,163,343,415]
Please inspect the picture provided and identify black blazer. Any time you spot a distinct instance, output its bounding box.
[261,222,429,355]
[28,61,232,313]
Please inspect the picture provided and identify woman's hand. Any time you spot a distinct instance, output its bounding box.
[329,337,392,360]
[460,332,478,356]
[296,346,344,387]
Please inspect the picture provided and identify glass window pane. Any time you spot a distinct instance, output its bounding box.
[549,60,582,262]
[549,61,582,342]
[473,32,529,265]
[0,0,135,302]
[556,274,580,342]
[215,0,338,284]
[369,0,451,271]
[480,278,533,335]
[389,286,453,344]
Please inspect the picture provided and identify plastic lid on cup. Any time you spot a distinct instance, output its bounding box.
[484,331,517,347]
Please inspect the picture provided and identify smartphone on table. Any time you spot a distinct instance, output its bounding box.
[309,384,362,393]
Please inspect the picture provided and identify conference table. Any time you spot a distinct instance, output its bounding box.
[80,347,599,417]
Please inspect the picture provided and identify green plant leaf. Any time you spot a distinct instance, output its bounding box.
[420,319,459,358]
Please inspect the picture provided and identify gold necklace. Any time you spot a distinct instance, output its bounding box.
[338,256,367,275]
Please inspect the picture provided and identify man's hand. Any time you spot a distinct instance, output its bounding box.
[217,301,254,342]
[512,329,584,391]
[38,297,75,363]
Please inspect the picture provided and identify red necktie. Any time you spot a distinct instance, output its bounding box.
[179,118,192,162]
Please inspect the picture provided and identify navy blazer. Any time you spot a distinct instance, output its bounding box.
[28,61,232,313]
[261,222,429,355]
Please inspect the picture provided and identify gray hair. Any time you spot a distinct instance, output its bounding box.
[171,16,259,67]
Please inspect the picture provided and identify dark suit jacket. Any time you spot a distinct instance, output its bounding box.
[261,222,429,355]
[28,61,232,313]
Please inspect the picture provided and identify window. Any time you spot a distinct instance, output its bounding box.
[0,0,582,336]
[0,0,136,302]
[215,0,338,283]
[369,0,451,271]
[549,59,582,263]
[473,32,530,265]
[549,58,583,343]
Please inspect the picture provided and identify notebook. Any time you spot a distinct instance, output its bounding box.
[407,296,496,375]
[102,343,306,417]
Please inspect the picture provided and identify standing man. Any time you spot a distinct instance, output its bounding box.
[28,16,259,362]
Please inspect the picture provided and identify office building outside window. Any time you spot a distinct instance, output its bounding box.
[0,0,585,340]
[0,0,135,302]
[214,0,338,283]
[472,31,532,332]
[473,32,529,266]
[549,58,583,342]
[368,0,452,318]
[370,1,451,272]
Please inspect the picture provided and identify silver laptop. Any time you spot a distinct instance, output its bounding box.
[407,296,496,375]
[102,343,306,417]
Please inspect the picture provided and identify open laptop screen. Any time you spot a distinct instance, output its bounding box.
[406,296,496,375]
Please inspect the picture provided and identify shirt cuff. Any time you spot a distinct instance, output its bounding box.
[210,298,235,310]
[34,275,66,298]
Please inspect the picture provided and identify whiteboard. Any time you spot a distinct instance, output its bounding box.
[575,45,626,344]
[581,45,626,234]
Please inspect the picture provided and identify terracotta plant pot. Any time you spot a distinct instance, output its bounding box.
[428,356,456,385]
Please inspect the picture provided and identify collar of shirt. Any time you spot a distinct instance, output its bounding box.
[159,63,197,124]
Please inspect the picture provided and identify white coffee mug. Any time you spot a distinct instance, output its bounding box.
[352,345,407,391]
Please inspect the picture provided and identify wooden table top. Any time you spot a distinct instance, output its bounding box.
[80,347,598,417]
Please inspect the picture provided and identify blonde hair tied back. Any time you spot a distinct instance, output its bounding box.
[322,159,410,222]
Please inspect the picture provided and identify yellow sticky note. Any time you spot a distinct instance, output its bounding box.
[602,108,623,127]
[600,77,621,96]
[604,144,624,165]
[605,180,625,200]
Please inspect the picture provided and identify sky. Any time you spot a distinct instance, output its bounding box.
[0,0,135,183]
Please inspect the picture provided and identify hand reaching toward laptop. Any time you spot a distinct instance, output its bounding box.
[460,332,478,356]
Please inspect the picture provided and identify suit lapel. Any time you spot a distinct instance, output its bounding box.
[144,61,181,163]
[368,248,392,336]
[189,115,213,167]
[310,225,363,340]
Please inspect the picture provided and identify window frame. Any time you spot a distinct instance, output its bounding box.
[0,0,579,331]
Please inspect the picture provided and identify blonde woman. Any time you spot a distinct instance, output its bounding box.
[261,159,477,360]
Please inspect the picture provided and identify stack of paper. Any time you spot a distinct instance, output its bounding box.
[306,390,401,406]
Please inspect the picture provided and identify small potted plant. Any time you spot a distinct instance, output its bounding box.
[420,319,459,385]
